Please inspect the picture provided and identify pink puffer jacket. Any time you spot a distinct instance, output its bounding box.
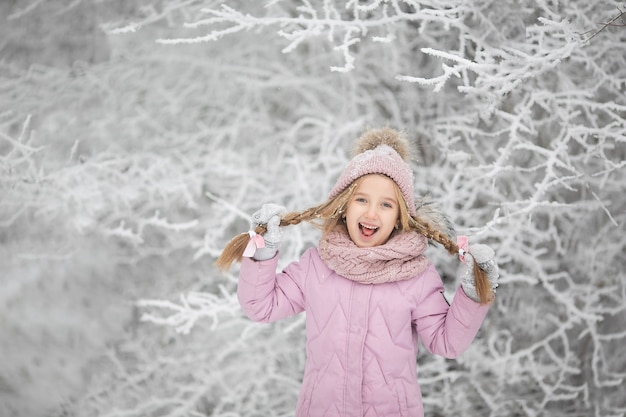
[238,247,491,417]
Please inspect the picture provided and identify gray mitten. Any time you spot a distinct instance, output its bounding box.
[460,244,500,302]
[250,203,286,261]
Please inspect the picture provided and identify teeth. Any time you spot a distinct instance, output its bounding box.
[360,223,378,230]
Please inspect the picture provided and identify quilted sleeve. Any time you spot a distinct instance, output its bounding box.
[412,264,492,358]
[237,249,311,323]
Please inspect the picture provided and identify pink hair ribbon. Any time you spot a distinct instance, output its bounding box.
[457,235,469,264]
[242,231,265,258]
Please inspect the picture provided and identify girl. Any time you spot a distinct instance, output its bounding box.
[217,127,499,417]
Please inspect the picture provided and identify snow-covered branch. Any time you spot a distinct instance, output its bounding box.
[138,288,240,334]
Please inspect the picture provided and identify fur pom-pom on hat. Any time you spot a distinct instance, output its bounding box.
[352,127,412,161]
[329,127,417,215]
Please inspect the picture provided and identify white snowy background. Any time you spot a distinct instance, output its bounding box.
[1,1,624,416]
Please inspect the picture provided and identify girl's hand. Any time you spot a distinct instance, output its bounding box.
[251,203,286,261]
[460,244,500,302]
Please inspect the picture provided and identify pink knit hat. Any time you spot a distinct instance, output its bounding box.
[328,128,416,216]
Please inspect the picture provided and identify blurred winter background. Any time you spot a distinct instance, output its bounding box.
[1,0,624,416]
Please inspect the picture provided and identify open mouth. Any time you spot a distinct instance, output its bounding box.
[359,223,379,238]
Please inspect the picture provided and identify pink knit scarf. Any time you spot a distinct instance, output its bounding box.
[318,228,430,284]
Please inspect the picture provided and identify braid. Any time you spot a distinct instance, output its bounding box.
[214,210,313,271]
[409,215,493,305]
[409,216,458,255]
[215,184,356,271]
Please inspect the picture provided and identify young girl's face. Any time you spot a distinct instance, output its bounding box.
[345,174,400,248]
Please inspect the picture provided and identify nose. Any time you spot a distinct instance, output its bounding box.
[365,203,378,219]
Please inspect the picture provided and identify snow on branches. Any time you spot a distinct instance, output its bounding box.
[2,1,625,417]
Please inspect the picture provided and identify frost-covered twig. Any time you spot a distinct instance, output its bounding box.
[138,288,240,334]
[580,7,625,42]
[153,1,462,71]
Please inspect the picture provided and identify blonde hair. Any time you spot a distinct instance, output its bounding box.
[216,176,494,305]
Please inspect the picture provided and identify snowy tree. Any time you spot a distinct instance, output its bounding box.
[0,1,624,417]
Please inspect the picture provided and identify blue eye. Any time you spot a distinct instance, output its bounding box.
[356,197,367,203]
[382,202,393,208]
